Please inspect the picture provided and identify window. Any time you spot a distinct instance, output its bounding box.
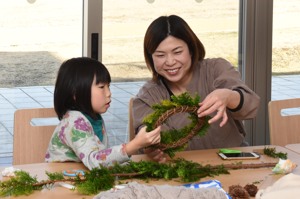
[272,0,300,100]
[0,0,82,161]
[0,0,82,88]
[102,0,239,82]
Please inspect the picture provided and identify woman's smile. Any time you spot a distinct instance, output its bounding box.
[165,67,180,75]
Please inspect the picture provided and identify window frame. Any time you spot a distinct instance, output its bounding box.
[84,0,273,145]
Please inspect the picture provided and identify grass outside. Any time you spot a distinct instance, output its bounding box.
[0,0,299,87]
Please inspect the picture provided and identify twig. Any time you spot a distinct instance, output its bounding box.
[218,162,277,170]
[31,162,277,188]
[154,106,205,150]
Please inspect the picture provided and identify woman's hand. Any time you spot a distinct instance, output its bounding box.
[125,126,161,156]
[143,148,167,163]
[197,89,240,127]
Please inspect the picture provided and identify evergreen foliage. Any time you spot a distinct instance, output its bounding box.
[0,158,229,197]
[75,166,114,195]
[0,171,40,196]
[0,149,287,197]
[263,147,288,159]
[143,93,210,157]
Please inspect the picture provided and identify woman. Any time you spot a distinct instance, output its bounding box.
[132,15,260,161]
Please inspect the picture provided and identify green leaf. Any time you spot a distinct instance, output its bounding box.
[143,92,210,157]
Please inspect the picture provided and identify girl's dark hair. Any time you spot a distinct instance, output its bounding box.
[54,57,111,120]
[144,15,205,82]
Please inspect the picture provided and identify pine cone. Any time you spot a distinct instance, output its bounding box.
[244,184,258,197]
[228,185,250,199]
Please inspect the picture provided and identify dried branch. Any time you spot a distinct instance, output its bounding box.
[154,106,205,150]
[219,162,277,170]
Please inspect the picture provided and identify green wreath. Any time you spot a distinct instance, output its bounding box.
[143,92,210,158]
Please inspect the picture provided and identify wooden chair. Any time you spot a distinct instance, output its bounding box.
[13,108,58,165]
[128,97,135,141]
[268,98,300,146]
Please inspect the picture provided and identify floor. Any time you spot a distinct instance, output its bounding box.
[1,75,300,166]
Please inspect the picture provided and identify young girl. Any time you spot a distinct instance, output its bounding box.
[45,57,161,170]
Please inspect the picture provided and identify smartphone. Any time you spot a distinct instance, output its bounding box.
[218,152,260,160]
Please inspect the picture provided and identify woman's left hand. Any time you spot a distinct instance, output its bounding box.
[143,148,167,163]
[197,89,240,127]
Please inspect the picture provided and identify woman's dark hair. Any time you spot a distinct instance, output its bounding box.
[144,15,205,82]
[54,57,111,120]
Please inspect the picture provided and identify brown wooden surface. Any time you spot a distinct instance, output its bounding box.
[13,108,57,165]
[132,145,300,191]
[285,143,300,154]
[1,145,299,198]
[268,98,300,146]
[128,97,135,141]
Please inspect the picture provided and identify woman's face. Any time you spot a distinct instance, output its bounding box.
[152,36,192,84]
[91,77,111,114]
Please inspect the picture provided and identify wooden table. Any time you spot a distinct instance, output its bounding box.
[1,145,300,199]
[285,143,300,154]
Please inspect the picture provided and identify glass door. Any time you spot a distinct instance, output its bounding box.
[0,0,82,88]
[102,0,240,82]
[272,0,300,101]
[0,0,82,162]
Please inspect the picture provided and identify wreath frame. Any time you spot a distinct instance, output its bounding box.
[143,93,210,158]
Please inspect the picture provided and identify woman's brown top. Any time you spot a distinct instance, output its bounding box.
[132,58,260,150]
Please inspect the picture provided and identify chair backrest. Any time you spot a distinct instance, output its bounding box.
[13,108,58,165]
[128,97,135,141]
[268,98,300,146]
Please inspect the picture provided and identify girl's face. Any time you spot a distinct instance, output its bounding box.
[91,77,111,114]
[152,36,192,85]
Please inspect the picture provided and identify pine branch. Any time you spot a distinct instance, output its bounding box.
[32,178,80,187]
[16,162,278,187]
[0,158,280,197]
[263,147,288,159]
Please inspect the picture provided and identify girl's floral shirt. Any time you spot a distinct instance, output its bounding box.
[45,110,130,170]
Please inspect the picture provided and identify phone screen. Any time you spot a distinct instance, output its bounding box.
[218,152,260,160]
[224,153,256,157]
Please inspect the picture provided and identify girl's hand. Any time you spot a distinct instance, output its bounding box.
[197,89,240,127]
[125,126,161,155]
[136,127,167,163]
[135,126,161,148]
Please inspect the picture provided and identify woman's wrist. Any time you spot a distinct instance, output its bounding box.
[228,88,243,112]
